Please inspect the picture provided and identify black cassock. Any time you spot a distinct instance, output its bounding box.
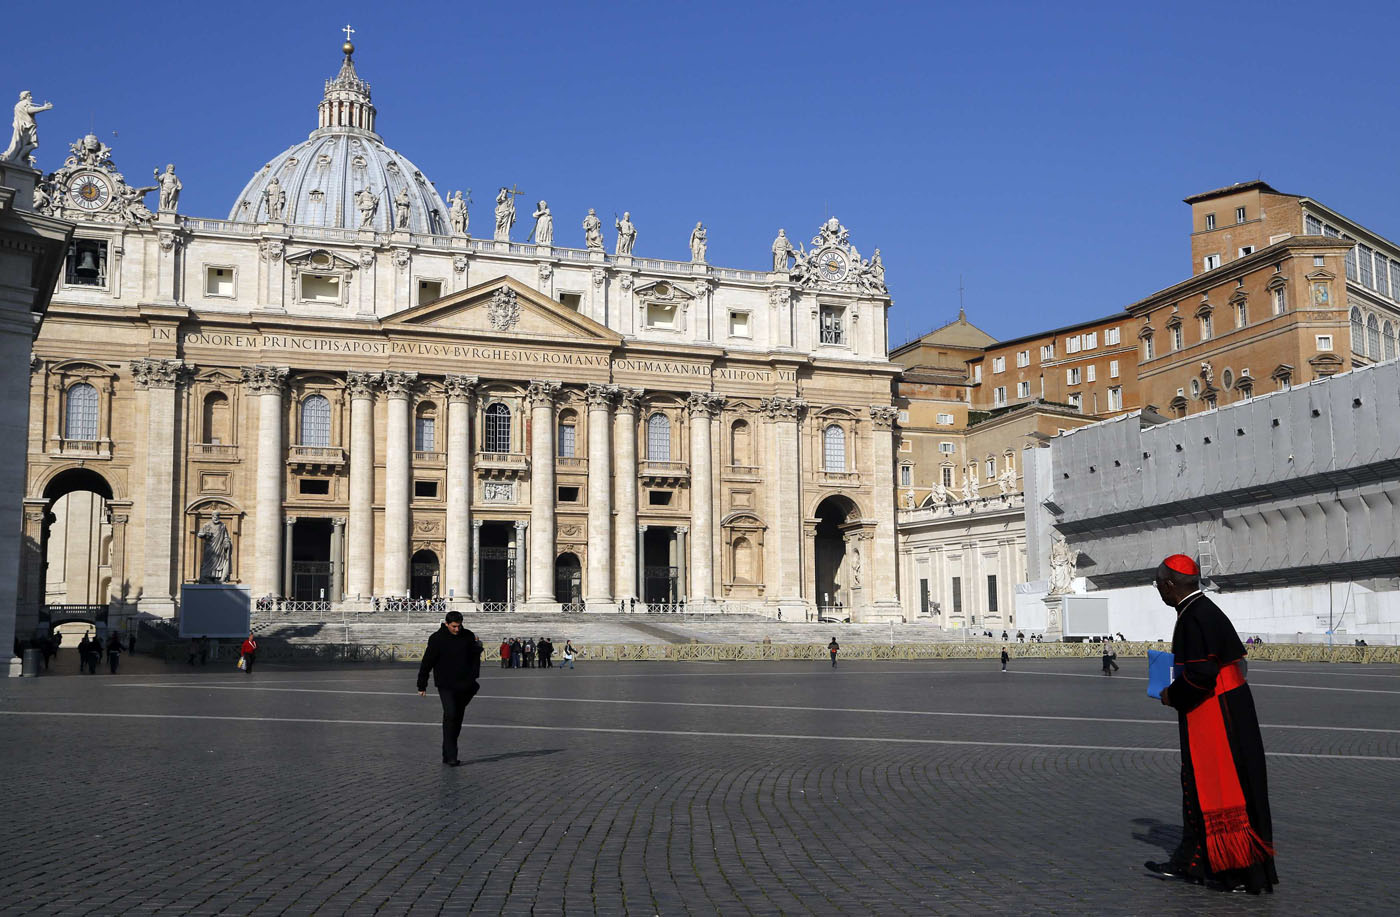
[1164,592,1278,893]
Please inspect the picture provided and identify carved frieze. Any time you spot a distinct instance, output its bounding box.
[482,481,515,503]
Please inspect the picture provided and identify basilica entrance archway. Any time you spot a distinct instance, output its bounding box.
[24,468,120,639]
[477,522,518,607]
[554,552,582,606]
[289,518,332,601]
[813,495,858,620]
[642,526,681,606]
[411,549,440,600]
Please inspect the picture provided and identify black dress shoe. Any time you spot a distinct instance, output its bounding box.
[1145,861,1201,884]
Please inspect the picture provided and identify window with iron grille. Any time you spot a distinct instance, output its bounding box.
[1384,322,1397,360]
[484,402,511,452]
[1368,315,1380,357]
[1351,309,1365,353]
[1346,247,1358,281]
[300,395,331,447]
[1360,245,1375,287]
[1377,256,1391,297]
[646,412,671,461]
[65,383,98,440]
[951,577,962,615]
[819,305,845,344]
[987,574,998,613]
[823,424,846,471]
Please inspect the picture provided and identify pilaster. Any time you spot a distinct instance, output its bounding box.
[132,358,190,614]
[686,392,723,602]
[868,405,901,615]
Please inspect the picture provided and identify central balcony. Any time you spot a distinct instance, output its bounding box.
[287,445,346,473]
[475,451,529,480]
[640,460,689,485]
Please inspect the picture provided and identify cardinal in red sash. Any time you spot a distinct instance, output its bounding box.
[1146,554,1278,894]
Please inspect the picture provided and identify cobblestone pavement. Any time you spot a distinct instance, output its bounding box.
[2,655,1398,915]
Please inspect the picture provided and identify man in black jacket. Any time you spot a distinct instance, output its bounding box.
[416,611,482,766]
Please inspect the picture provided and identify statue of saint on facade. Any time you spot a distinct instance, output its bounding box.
[962,468,978,502]
[264,176,286,221]
[530,201,552,245]
[394,185,411,229]
[355,187,378,228]
[772,229,795,272]
[582,208,604,251]
[615,211,636,255]
[154,164,182,212]
[3,91,53,164]
[118,182,157,225]
[197,511,233,584]
[494,186,516,241]
[998,465,1016,495]
[932,478,948,505]
[1048,536,1078,595]
[690,221,707,263]
[448,190,469,236]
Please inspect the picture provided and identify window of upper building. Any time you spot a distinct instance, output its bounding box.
[1236,207,1247,224]
[1273,286,1287,315]
[1086,365,1096,383]
[819,305,846,345]
[822,424,846,471]
[1323,224,1341,239]
[415,403,436,452]
[483,402,511,452]
[646,412,671,461]
[205,266,235,298]
[647,302,678,330]
[897,410,909,423]
[1351,308,1364,353]
[201,391,231,444]
[985,457,996,478]
[1345,246,1358,282]
[1203,254,1221,271]
[729,310,751,339]
[1367,315,1380,358]
[1379,256,1393,298]
[300,273,342,304]
[1391,262,1400,298]
[1384,321,1397,360]
[1236,300,1247,328]
[1105,327,1120,346]
[941,465,953,487]
[936,412,955,425]
[1143,334,1155,360]
[939,442,955,455]
[417,279,443,306]
[1200,313,1213,341]
[1066,336,1081,354]
[416,480,439,499]
[1170,324,1184,352]
[1016,350,1030,368]
[299,394,331,447]
[971,364,982,383]
[64,382,99,441]
[1305,214,1323,235]
[992,356,1006,373]
[993,386,1007,407]
[1017,380,1030,398]
[1040,343,1055,360]
[557,409,577,458]
[1108,387,1123,411]
[1359,245,1375,288]
[1084,331,1097,350]
[1066,367,1081,385]
[1238,246,1254,258]
[899,464,912,487]
[730,419,752,466]
[65,239,108,288]
[1068,393,1082,411]
[1109,360,1119,379]
[558,291,583,311]
[1317,334,1334,351]
[1205,213,1216,230]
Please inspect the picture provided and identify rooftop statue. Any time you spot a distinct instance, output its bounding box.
[3,91,53,164]
[394,185,411,229]
[690,221,707,263]
[494,186,517,241]
[356,186,378,228]
[615,211,636,255]
[530,200,553,245]
[155,164,182,212]
[583,208,604,252]
[448,190,470,236]
[264,176,286,221]
[772,229,795,272]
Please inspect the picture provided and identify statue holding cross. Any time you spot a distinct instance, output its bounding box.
[494,185,522,242]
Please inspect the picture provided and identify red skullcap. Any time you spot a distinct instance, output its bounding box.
[1162,554,1199,576]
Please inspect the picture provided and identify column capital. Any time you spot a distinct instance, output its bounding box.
[585,383,619,409]
[131,358,191,389]
[332,516,346,528]
[616,387,645,412]
[638,524,648,532]
[686,391,725,417]
[445,374,479,402]
[284,516,297,526]
[241,365,289,394]
[869,404,899,430]
[473,518,483,530]
[514,519,529,531]
[677,525,689,535]
[760,396,806,421]
[345,371,383,398]
[382,370,419,398]
[526,379,562,408]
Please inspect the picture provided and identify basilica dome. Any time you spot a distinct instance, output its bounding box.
[228,41,448,234]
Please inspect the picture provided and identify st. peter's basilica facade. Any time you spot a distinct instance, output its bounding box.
[19,38,901,633]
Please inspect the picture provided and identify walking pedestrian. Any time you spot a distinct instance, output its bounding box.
[1001,647,1009,672]
[416,610,482,766]
[239,633,258,674]
[105,632,122,674]
[1145,554,1276,894]
[1101,646,1118,675]
[828,637,840,668]
[198,635,210,666]
[524,638,535,669]
[560,640,576,669]
[538,637,553,669]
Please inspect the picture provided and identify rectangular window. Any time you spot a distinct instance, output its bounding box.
[1171,325,1183,351]
[1040,343,1055,360]
[1066,367,1081,385]
[1305,214,1323,235]
[972,364,982,383]
[899,465,912,486]
[1144,336,1155,360]
[1066,336,1081,354]
[1016,350,1030,368]
[1238,246,1254,257]
[1109,360,1119,378]
[1205,213,1217,230]
[300,273,341,303]
[987,575,998,613]
[939,442,955,454]
[936,412,954,425]
[647,302,678,329]
[1203,254,1221,271]
[1377,256,1391,297]
[648,490,673,506]
[993,386,1007,407]
[819,304,846,344]
[951,577,962,615]
[557,485,580,502]
[1316,334,1333,350]
[205,266,235,297]
[1201,314,1213,340]
[985,458,996,478]
[1236,206,1247,223]
[1084,331,1097,350]
[1323,224,1341,238]
[1273,287,1286,314]
[992,356,1006,373]
[415,416,436,452]
[417,279,443,306]
[920,579,930,615]
[1086,365,1096,382]
[1017,380,1030,398]
[1391,262,1400,297]
[1359,245,1375,288]
[1236,301,1247,327]
[1105,327,1120,345]
[299,479,330,495]
[729,310,751,338]
[900,439,912,453]
[1068,393,1082,410]
[65,239,109,287]
[558,291,583,311]
[557,422,576,457]
[1108,386,1123,411]
[414,480,439,499]
[1345,246,1358,281]
[941,466,953,486]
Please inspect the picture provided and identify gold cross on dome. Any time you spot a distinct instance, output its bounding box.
[342,24,355,42]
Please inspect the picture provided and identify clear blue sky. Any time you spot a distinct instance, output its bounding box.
[7,0,1400,346]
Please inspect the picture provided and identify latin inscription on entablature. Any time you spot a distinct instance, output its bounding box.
[177,330,610,368]
[713,368,772,383]
[613,358,711,380]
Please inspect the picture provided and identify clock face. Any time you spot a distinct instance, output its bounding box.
[69,172,112,211]
[817,248,849,282]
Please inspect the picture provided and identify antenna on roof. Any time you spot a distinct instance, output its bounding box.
[958,274,966,320]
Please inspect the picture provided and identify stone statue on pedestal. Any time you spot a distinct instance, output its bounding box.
[1048,536,1078,595]
[394,185,411,229]
[264,177,286,221]
[615,211,636,255]
[494,186,516,241]
[531,201,552,244]
[197,512,233,584]
[690,221,707,262]
[998,465,1016,495]
[772,229,794,272]
[3,91,52,164]
[961,469,977,502]
[448,190,469,236]
[583,208,604,251]
[154,164,182,212]
[355,187,378,228]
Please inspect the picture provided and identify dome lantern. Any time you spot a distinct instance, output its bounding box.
[318,34,376,134]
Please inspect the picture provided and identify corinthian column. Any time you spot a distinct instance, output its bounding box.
[242,365,289,597]
[382,371,418,596]
[345,371,381,599]
[584,384,617,605]
[762,396,806,611]
[526,380,561,603]
[444,375,478,602]
[132,359,189,612]
[686,392,722,603]
[613,388,643,604]
[868,405,901,614]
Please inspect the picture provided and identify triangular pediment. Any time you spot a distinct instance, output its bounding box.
[383,276,622,343]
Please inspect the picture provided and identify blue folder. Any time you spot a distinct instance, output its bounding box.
[1147,650,1174,699]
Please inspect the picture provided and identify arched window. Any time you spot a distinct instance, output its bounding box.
[1351,308,1365,353]
[823,424,846,472]
[299,394,331,447]
[415,402,436,452]
[65,382,98,440]
[1367,314,1380,358]
[484,402,511,453]
[1385,321,1396,360]
[201,391,230,444]
[557,409,577,458]
[732,536,755,583]
[646,412,671,461]
[730,419,752,466]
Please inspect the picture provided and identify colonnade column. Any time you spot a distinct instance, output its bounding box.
[382,371,418,597]
[613,389,643,605]
[762,397,806,609]
[868,405,901,613]
[526,380,561,603]
[584,384,617,605]
[242,365,289,597]
[444,375,477,603]
[132,359,188,612]
[345,371,381,599]
[686,393,721,604]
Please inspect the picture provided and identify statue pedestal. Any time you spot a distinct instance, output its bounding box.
[1042,594,1065,642]
[179,584,252,638]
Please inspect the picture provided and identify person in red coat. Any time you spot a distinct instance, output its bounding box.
[239,633,258,674]
[498,639,511,669]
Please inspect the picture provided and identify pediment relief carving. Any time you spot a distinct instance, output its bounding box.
[383,277,621,343]
[633,279,698,302]
[286,248,359,271]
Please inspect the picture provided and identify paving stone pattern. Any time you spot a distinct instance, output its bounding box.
[1,655,1398,915]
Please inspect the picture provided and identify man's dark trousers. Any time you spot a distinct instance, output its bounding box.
[437,684,479,763]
